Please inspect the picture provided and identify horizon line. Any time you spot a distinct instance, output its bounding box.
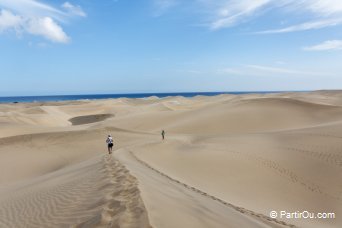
[0,90,316,98]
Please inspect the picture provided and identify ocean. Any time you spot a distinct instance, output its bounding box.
[0,91,291,103]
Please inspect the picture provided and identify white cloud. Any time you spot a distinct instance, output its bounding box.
[0,9,22,32]
[62,2,86,17]
[0,0,85,43]
[257,18,342,34]
[303,40,342,51]
[26,17,69,43]
[208,0,272,30]
[307,0,342,16]
[0,0,65,20]
[169,0,342,32]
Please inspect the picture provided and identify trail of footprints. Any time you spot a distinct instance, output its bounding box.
[225,139,341,199]
[80,155,151,228]
[129,151,296,228]
[279,130,342,167]
[280,144,342,168]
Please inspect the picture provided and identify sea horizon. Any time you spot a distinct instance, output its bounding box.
[0,91,309,104]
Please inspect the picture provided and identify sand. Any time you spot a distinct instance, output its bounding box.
[0,91,341,227]
[69,114,114,125]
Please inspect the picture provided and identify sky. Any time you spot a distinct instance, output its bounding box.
[1,0,342,96]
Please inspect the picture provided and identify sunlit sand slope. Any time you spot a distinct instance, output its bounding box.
[0,91,341,228]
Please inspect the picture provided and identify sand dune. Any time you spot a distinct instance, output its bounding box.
[0,91,342,228]
[117,150,293,228]
[0,155,150,228]
[167,97,342,133]
[109,97,342,134]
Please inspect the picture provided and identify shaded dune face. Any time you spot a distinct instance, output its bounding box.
[69,114,114,125]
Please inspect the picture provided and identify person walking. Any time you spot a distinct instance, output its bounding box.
[106,135,114,154]
[161,130,165,140]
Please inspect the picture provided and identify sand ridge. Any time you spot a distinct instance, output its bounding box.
[128,150,295,228]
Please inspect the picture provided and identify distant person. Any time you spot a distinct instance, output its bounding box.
[161,130,165,140]
[106,135,114,154]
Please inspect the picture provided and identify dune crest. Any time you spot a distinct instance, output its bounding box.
[0,155,150,228]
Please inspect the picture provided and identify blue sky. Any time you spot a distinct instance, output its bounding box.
[1,0,342,96]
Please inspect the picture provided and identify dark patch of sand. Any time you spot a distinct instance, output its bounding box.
[69,114,114,125]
